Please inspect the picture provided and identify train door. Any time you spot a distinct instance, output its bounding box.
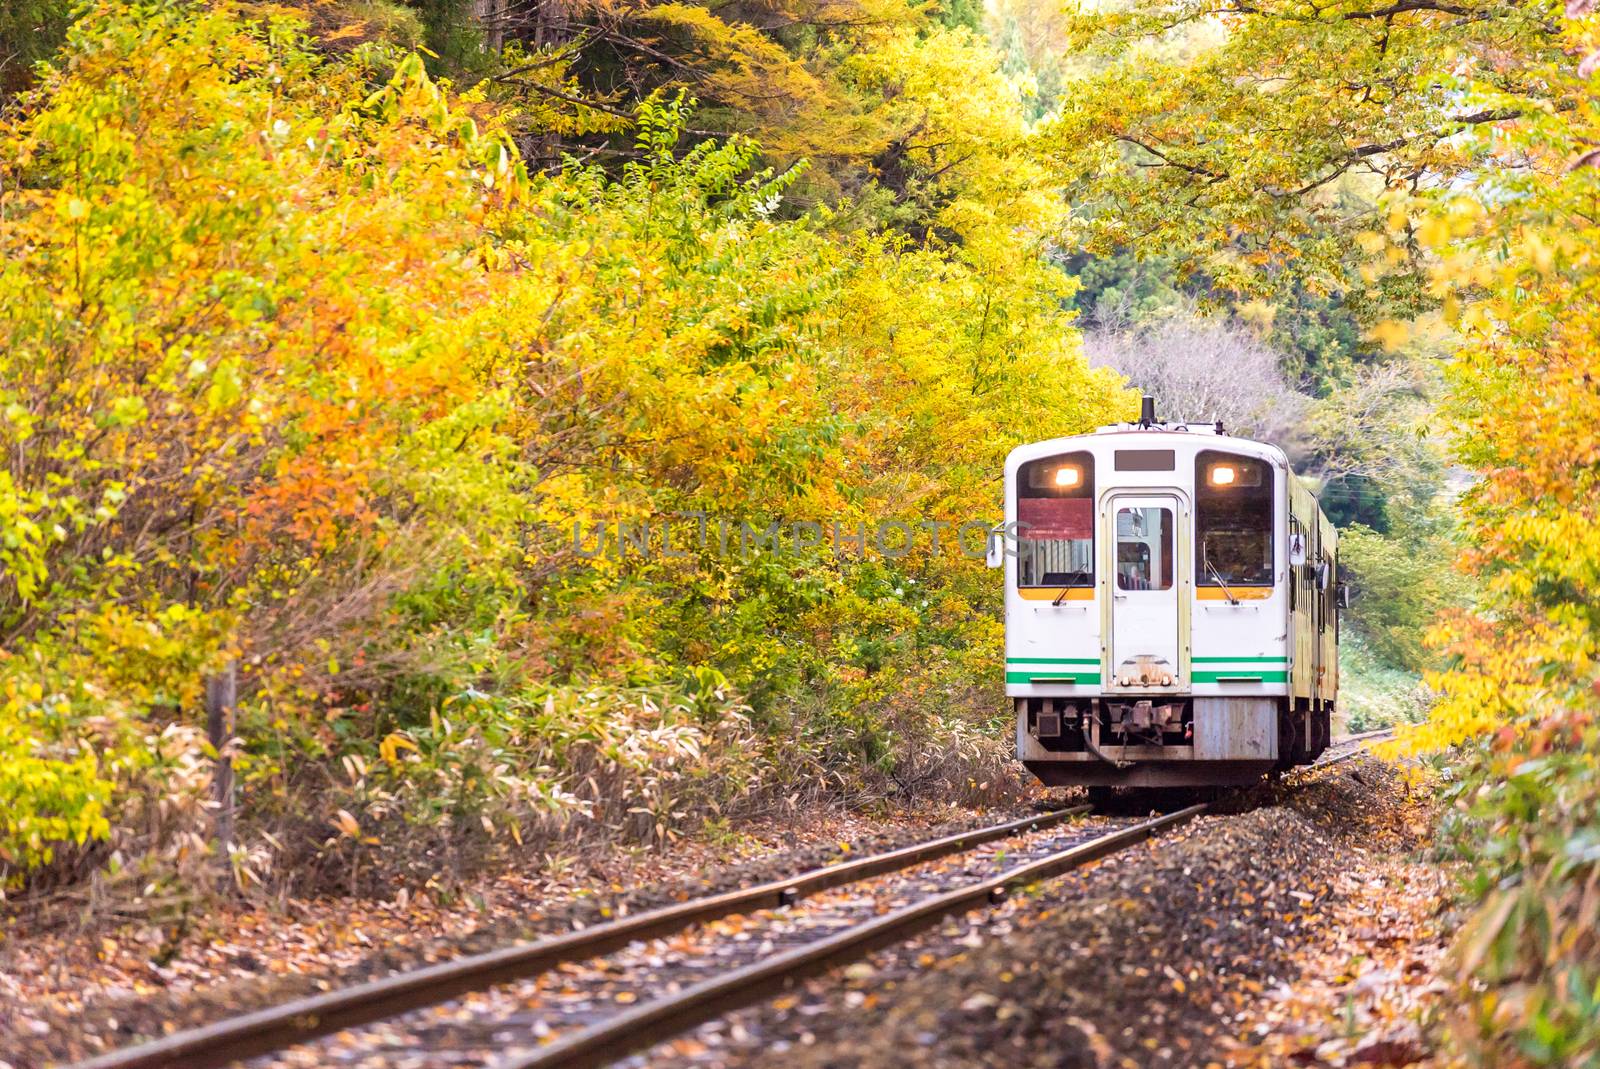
[1108,495,1181,678]
[1309,521,1322,708]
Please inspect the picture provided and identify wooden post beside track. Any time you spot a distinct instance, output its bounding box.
[205,661,236,885]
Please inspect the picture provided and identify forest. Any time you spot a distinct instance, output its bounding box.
[0,0,1596,1063]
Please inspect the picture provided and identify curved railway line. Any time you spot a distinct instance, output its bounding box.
[69,730,1392,1069]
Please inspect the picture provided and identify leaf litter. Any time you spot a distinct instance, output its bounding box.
[627,756,1454,1069]
[0,800,1042,1068]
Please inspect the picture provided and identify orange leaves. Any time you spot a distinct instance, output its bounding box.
[0,2,533,623]
[0,4,565,885]
[1389,63,1600,764]
[239,451,381,554]
[332,808,362,839]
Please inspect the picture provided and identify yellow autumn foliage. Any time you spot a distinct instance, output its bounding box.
[0,2,1129,890]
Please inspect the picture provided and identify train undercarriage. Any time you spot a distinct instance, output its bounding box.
[1017,696,1333,789]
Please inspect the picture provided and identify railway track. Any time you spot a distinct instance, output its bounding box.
[1309,727,1393,770]
[70,732,1391,1069]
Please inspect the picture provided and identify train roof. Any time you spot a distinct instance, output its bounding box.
[1004,422,1290,474]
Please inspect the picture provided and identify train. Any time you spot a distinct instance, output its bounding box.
[990,399,1342,793]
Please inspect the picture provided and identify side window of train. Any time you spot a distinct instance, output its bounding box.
[1195,450,1273,589]
[1287,518,1300,612]
[1316,553,1328,633]
[1016,451,1095,590]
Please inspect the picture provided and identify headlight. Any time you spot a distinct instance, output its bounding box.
[1209,464,1237,486]
[1054,465,1082,488]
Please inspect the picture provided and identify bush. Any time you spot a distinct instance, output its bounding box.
[1340,521,1471,674]
[1337,631,1431,732]
[0,3,1120,903]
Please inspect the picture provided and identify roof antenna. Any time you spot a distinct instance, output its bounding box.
[1139,396,1156,428]
[1214,419,1225,436]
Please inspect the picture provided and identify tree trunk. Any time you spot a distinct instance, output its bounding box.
[475,0,504,53]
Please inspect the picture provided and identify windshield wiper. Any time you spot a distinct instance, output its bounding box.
[1053,570,1088,605]
[1204,556,1241,606]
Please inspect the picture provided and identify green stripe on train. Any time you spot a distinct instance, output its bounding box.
[1005,672,1102,684]
[1191,670,1288,683]
[1010,657,1286,666]
[1008,671,1284,684]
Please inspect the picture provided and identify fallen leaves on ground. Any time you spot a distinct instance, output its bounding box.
[635,758,1449,1069]
[0,800,1037,1068]
[1217,781,1460,1069]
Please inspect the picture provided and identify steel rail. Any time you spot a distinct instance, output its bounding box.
[497,803,1208,1069]
[1336,728,1398,745]
[1310,728,1393,770]
[67,805,1090,1069]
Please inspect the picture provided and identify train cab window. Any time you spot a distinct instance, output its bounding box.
[1017,452,1094,589]
[1195,451,1274,588]
[1116,507,1174,590]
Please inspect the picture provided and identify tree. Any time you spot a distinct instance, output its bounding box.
[1048,0,1565,306]
[1083,315,1307,447]
[0,1,1130,894]
[0,0,72,95]
[1048,0,1600,1058]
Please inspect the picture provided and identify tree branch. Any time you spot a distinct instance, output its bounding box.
[1116,135,1231,180]
[1270,108,1523,196]
[1337,0,1475,21]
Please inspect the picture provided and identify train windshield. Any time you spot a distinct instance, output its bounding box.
[1016,451,1094,589]
[1195,451,1273,587]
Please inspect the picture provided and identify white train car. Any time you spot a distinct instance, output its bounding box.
[991,400,1340,790]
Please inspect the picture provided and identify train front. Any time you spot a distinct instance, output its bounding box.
[996,420,1292,788]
